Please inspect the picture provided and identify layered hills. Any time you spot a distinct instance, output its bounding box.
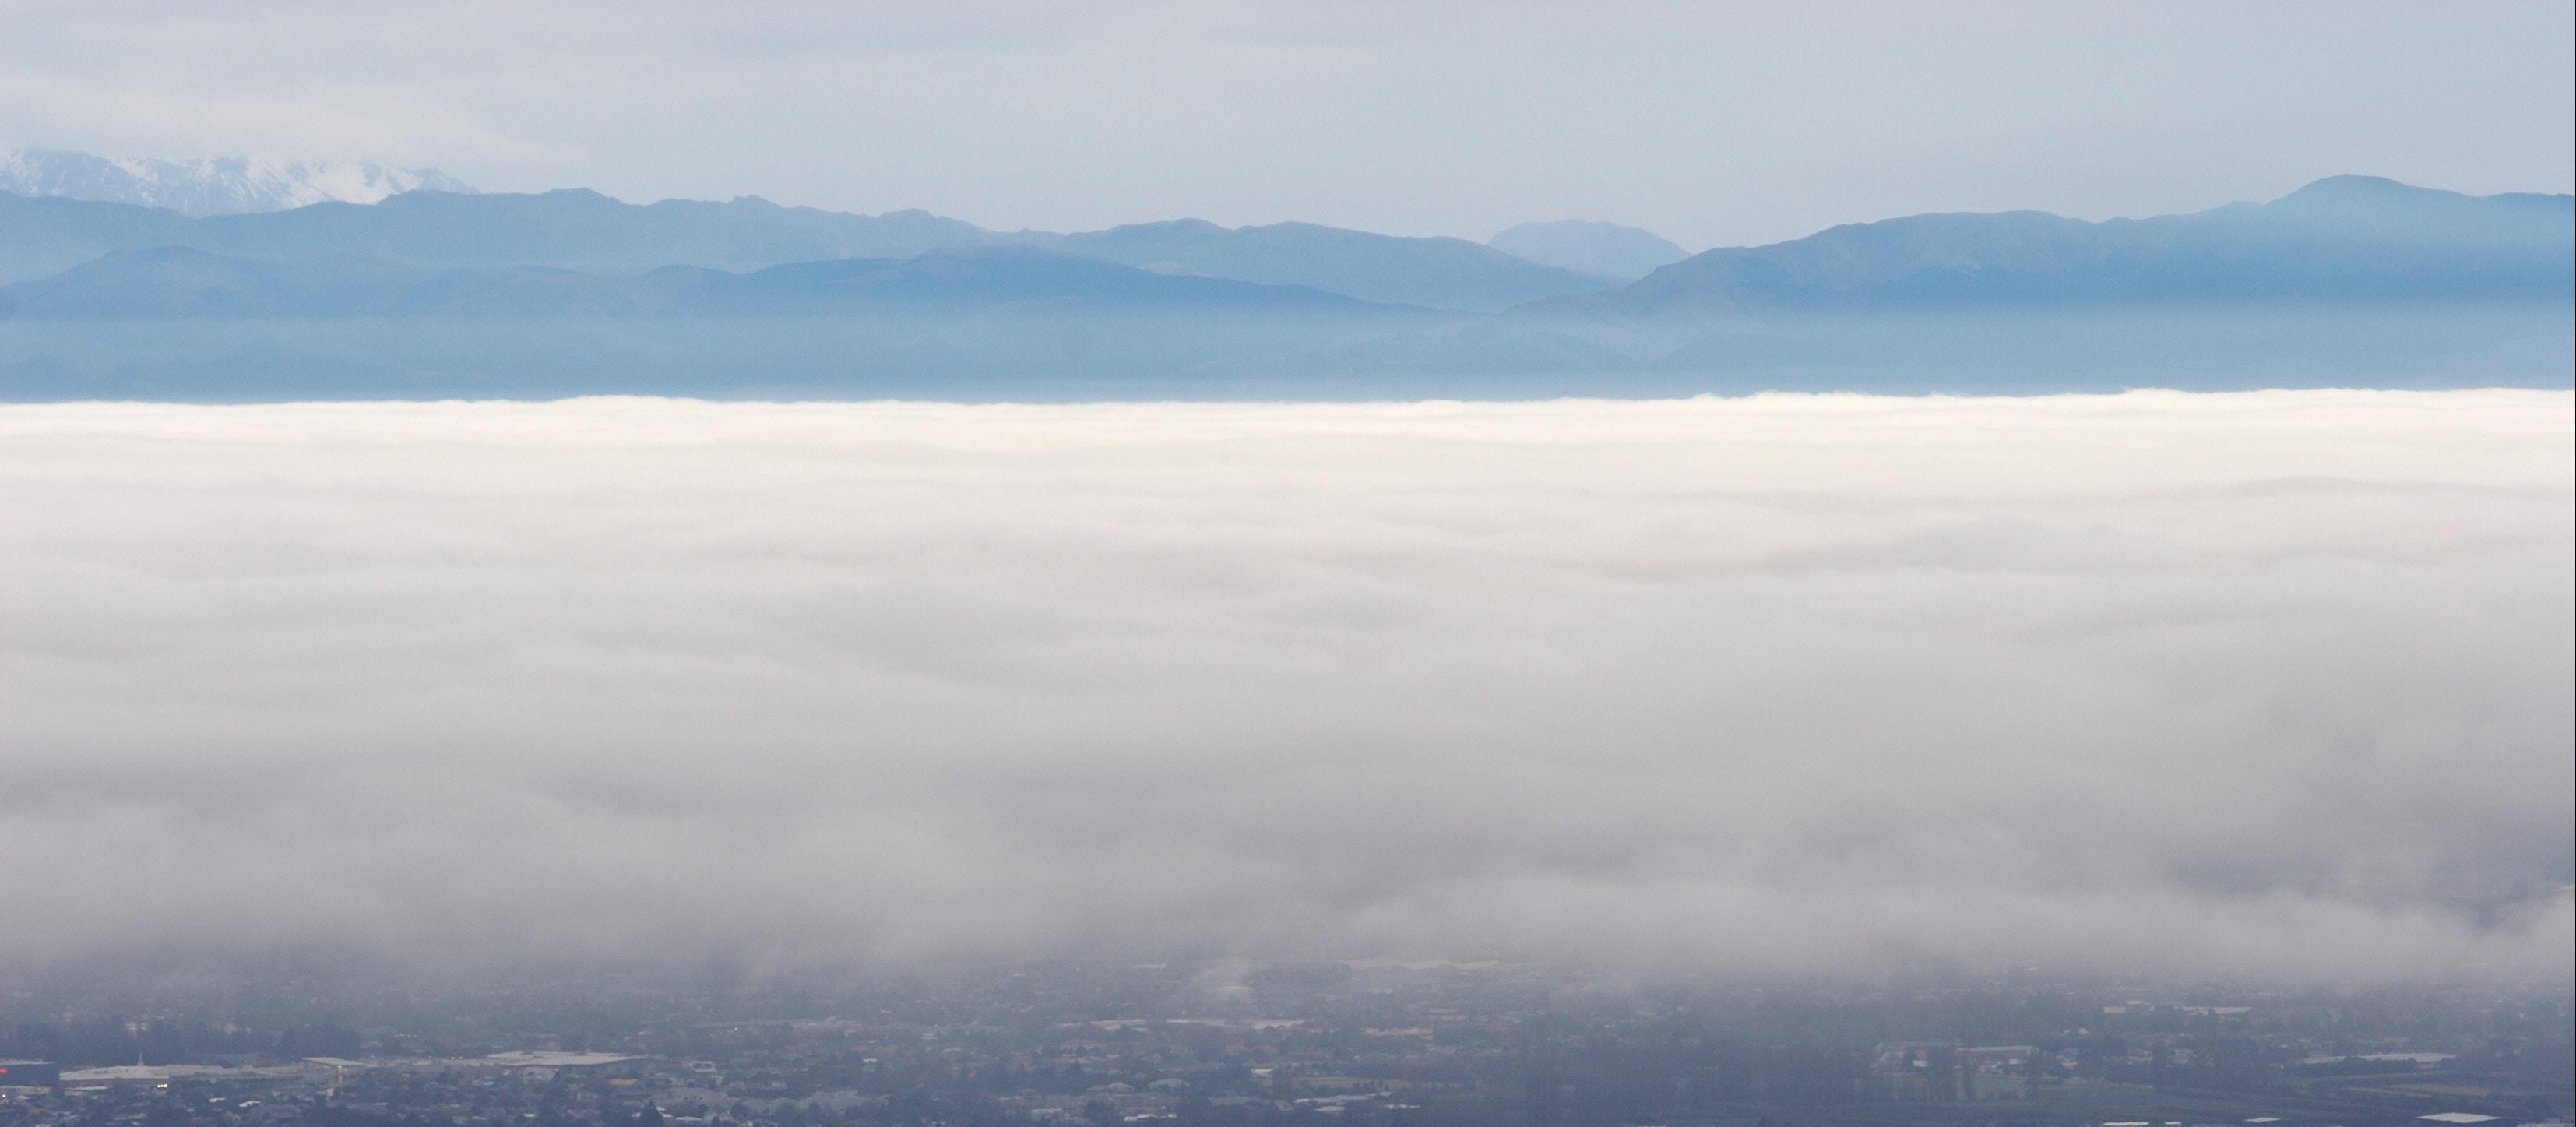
[0,174,2565,400]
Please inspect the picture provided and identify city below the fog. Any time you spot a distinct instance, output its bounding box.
[0,966,2570,1127]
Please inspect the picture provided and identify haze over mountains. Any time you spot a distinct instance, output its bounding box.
[9,243,1398,319]
[0,160,2566,400]
[1490,220,1694,280]
[1030,219,1614,311]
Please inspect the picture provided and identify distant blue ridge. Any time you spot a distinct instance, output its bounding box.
[0,176,2566,400]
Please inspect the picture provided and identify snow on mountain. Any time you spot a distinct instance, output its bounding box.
[0,149,476,216]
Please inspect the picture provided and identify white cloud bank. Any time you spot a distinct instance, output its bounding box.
[1,391,2568,984]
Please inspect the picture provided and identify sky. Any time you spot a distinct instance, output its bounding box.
[4,392,2569,983]
[2,1,2571,248]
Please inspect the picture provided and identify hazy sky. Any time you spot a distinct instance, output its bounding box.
[4,393,2568,982]
[2,1,2570,247]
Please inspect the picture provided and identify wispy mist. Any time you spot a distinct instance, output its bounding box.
[2,392,2567,984]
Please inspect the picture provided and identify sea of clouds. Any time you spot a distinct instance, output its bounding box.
[2,391,2569,984]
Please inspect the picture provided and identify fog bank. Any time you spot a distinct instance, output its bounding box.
[2,391,2568,984]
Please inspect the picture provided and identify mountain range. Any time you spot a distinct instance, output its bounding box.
[0,169,2565,400]
[0,149,475,217]
[0,187,1618,314]
[1542,175,2572,317]
[0,188,1004,285]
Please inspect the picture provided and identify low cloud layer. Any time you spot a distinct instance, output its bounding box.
[2,392,2569,985]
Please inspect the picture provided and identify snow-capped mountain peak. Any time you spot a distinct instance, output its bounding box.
[0,148,476,215]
